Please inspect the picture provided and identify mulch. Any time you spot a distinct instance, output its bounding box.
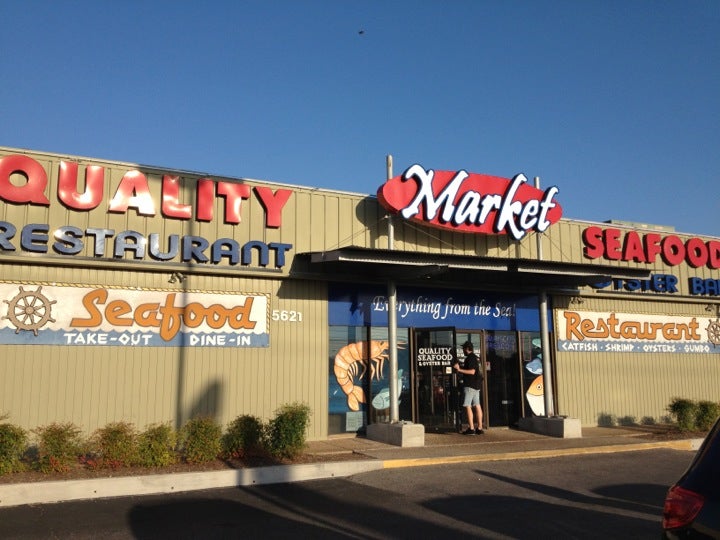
[0,450,358,485]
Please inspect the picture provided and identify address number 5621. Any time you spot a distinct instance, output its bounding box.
[271,310,303,322]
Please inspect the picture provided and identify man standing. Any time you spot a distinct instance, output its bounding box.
[454,340,484,435]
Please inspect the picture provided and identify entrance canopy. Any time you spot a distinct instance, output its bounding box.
[303,246,651,291]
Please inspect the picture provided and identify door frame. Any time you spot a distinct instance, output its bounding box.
[454,330,490,429]
[410,326,460,431]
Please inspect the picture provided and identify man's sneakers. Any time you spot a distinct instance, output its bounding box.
[476,428,484,435]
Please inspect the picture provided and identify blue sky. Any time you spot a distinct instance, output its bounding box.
[1,1,718,236]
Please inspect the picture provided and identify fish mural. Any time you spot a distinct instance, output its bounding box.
[525,357,543,375]
[526,375,545,416]
[371,369,404,410]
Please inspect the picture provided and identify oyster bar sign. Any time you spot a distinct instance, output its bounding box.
[378,164,562,239]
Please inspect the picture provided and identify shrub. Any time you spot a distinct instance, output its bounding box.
[0,422,28,475]
[180,416,222,464]
[695,401,720,431]
[597,413,616,427]
[265,402,311,459]
[618,416,636,426]
[89,422,138,469]
[222,415,264,458]
[668,398,699,431]
[640,416,656,426]
[32,422,84,473]
[137,423,178,467]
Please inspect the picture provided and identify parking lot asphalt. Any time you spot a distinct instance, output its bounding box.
[0,425,703,508]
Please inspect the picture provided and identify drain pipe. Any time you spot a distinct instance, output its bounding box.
[534,177,555,417]
[387,155,399,423]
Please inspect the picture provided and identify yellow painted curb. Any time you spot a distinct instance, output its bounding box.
[381,439,696,469]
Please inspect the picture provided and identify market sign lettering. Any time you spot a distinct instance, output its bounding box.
[377,164,562,239]
[582,226,720,269]
[0,154,293,227]
[0,283,269,347]
[556,310,720,354]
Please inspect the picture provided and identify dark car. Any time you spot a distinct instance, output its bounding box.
[662,416,720,538]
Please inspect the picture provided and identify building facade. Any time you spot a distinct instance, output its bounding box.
[1,147,718,440]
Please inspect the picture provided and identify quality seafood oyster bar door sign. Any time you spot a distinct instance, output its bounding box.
[377,164,563,239]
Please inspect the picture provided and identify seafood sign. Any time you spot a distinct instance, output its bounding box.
[416,347,455,367]
[0,282,269,347]
[334,340,389,411]
[557,310,720,354]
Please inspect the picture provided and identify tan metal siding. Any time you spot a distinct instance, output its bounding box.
[0,148,379,275]
[2,148,719,271]
[3,148,719,439]
[0,266,329,440]
[554,296,720,426]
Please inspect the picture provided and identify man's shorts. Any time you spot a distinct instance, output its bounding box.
[462,386,481,407]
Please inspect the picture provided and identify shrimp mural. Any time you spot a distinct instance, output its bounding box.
[334,340,389,411]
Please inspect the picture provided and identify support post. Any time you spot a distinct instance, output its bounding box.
[388,280,399,422]
[534,177,554,417]
[386,155,399,423]
[538,290,555,417]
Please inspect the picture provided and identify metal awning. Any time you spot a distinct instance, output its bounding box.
[302,246,651,291]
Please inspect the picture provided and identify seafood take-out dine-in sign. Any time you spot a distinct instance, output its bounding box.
[377,164,563,239]
[0,283,269,347]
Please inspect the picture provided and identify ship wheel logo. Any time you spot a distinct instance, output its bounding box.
[2,286,57,336]
[707,319,720,347]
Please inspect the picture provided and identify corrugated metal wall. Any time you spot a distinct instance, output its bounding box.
[0,263,329,439]
[0,148,338,438]
[547,220,720,425]
[2,148,719,435]
[554,295,720,425]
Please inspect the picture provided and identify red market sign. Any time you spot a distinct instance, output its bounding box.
[582,226,720,269]
[377,164,562,240]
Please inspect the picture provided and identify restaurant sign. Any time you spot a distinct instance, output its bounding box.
[0,282,269,347]
[557,310,720,354]
[377,164,562,239]
[0,152,293,270]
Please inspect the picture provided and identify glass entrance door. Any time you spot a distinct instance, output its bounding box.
[412,327,459,430]
[484,331,521,427]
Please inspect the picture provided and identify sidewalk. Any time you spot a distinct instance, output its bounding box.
[0,426,703,508]
[308,425,702,464]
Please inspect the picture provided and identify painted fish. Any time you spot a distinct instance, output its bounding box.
[526,358,543,375]
[526,375,545,416]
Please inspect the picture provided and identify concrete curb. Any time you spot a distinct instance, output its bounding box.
[0,460,383,508]
[381,438,703,469]
[0,438,703,508]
